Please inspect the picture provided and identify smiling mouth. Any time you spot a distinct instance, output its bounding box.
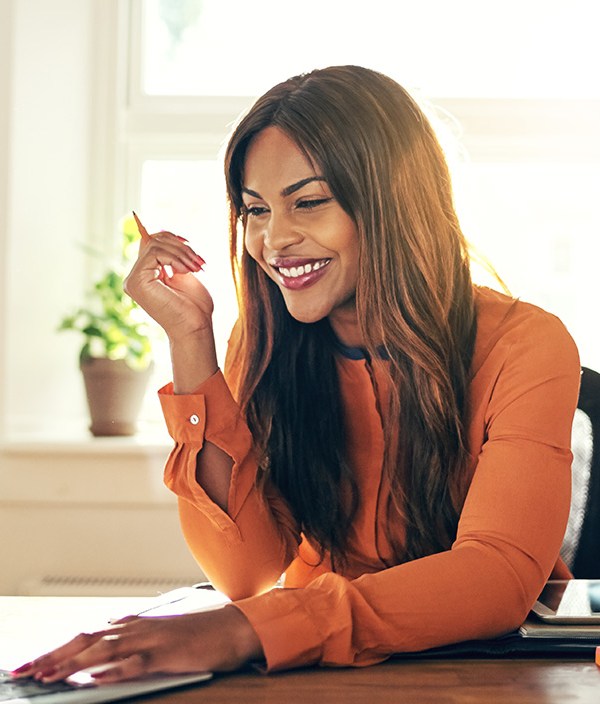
[275,258,331,278]
[269,258,332,290]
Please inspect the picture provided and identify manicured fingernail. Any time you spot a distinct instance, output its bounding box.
[11,662,33,676]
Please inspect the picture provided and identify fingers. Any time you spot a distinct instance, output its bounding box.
[12,620,158,685]
[124,232,205,302]
[91,652,150,684]
[138,232,205,276]
[30,627,153,684]
[131,215,206,290]
[40,632,136,683]
[12,630,107,680]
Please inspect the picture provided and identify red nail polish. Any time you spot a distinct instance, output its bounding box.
[11,662,32,676]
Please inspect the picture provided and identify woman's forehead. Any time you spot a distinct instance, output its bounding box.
[243,127,322,191]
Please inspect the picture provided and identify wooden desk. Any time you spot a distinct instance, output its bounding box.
[1,596,598,703]
[199,659,600,704]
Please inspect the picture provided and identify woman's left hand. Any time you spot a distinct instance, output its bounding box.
[11,605,263,683]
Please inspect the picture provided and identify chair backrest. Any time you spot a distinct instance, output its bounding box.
[560,366,600,578]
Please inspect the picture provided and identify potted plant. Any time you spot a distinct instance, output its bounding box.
[58,216,154,436]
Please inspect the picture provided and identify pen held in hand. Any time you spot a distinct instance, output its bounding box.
[132,211,151,243]
[131,212,206,275]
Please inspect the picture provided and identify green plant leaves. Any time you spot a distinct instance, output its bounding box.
[58,218,153,370]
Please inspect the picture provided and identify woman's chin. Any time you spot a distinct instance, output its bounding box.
[286,308,328,325]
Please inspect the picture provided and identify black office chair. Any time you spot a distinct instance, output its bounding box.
[560,366,600,578]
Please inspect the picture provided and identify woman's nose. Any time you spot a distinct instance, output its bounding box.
[263,211,304,251]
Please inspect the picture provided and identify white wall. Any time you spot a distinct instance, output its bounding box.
[0,0,13,438]
[0,441,202,594]
[0,0,203,594]
[5,0,96,433]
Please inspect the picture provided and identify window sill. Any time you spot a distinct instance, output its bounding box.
[0,425,173,457]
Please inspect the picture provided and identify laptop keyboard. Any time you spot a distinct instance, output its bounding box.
[0,669,90,701]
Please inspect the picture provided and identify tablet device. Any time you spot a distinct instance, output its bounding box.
[531,580,600,623]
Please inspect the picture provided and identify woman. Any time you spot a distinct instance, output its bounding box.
[14,65,580,681]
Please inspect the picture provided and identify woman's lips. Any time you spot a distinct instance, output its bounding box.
[270,258,332,290]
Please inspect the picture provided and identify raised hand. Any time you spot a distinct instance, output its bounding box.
[124,215,220,391]
[123,224,213,343]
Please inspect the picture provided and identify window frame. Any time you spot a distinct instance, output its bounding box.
[107,0,600,388]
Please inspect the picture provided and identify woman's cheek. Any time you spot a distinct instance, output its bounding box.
[244,229,259,262]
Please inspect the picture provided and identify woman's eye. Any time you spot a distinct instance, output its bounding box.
[243,205,269,218]
[296,198,333,210]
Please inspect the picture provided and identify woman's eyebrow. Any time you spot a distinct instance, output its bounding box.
[241,176,326,200]
[281,176,326,197]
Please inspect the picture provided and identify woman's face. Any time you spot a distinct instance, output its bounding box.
[242,126,360,343]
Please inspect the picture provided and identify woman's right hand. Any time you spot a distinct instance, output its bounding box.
[123,230,212,344]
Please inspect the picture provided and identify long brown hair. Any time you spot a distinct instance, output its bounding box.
[224,65,476,566]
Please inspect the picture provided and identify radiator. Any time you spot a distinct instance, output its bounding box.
[18,574,200,597]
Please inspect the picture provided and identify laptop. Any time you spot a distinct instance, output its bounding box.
[0,669,212,703]
[0,584,230,703]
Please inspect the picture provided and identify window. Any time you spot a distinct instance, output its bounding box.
[2,0,598,438]
[121,0,599,397]
[136,0,599,100]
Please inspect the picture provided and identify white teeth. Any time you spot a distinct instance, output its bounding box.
[277,259,329,278]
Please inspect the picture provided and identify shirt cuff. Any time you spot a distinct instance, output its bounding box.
[233,588,324,672]
[158,369,238,445]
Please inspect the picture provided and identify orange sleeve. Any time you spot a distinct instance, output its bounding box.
[158,357,300,600]
[233,307,581,670]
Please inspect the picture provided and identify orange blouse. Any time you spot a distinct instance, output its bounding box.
[158,286,580,671]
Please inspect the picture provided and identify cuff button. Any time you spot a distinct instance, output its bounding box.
[189,414,200,425]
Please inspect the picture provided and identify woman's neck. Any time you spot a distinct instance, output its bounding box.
[327,306,364,348]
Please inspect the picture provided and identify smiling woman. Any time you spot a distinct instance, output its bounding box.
[12,64,581,683]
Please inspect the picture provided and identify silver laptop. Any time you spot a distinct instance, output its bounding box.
[0,669,212,703]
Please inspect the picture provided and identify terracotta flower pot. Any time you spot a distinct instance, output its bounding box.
[80,357,153,437]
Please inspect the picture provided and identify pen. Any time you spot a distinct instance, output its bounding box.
[108,583,219,622]
[132,211,151,243]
